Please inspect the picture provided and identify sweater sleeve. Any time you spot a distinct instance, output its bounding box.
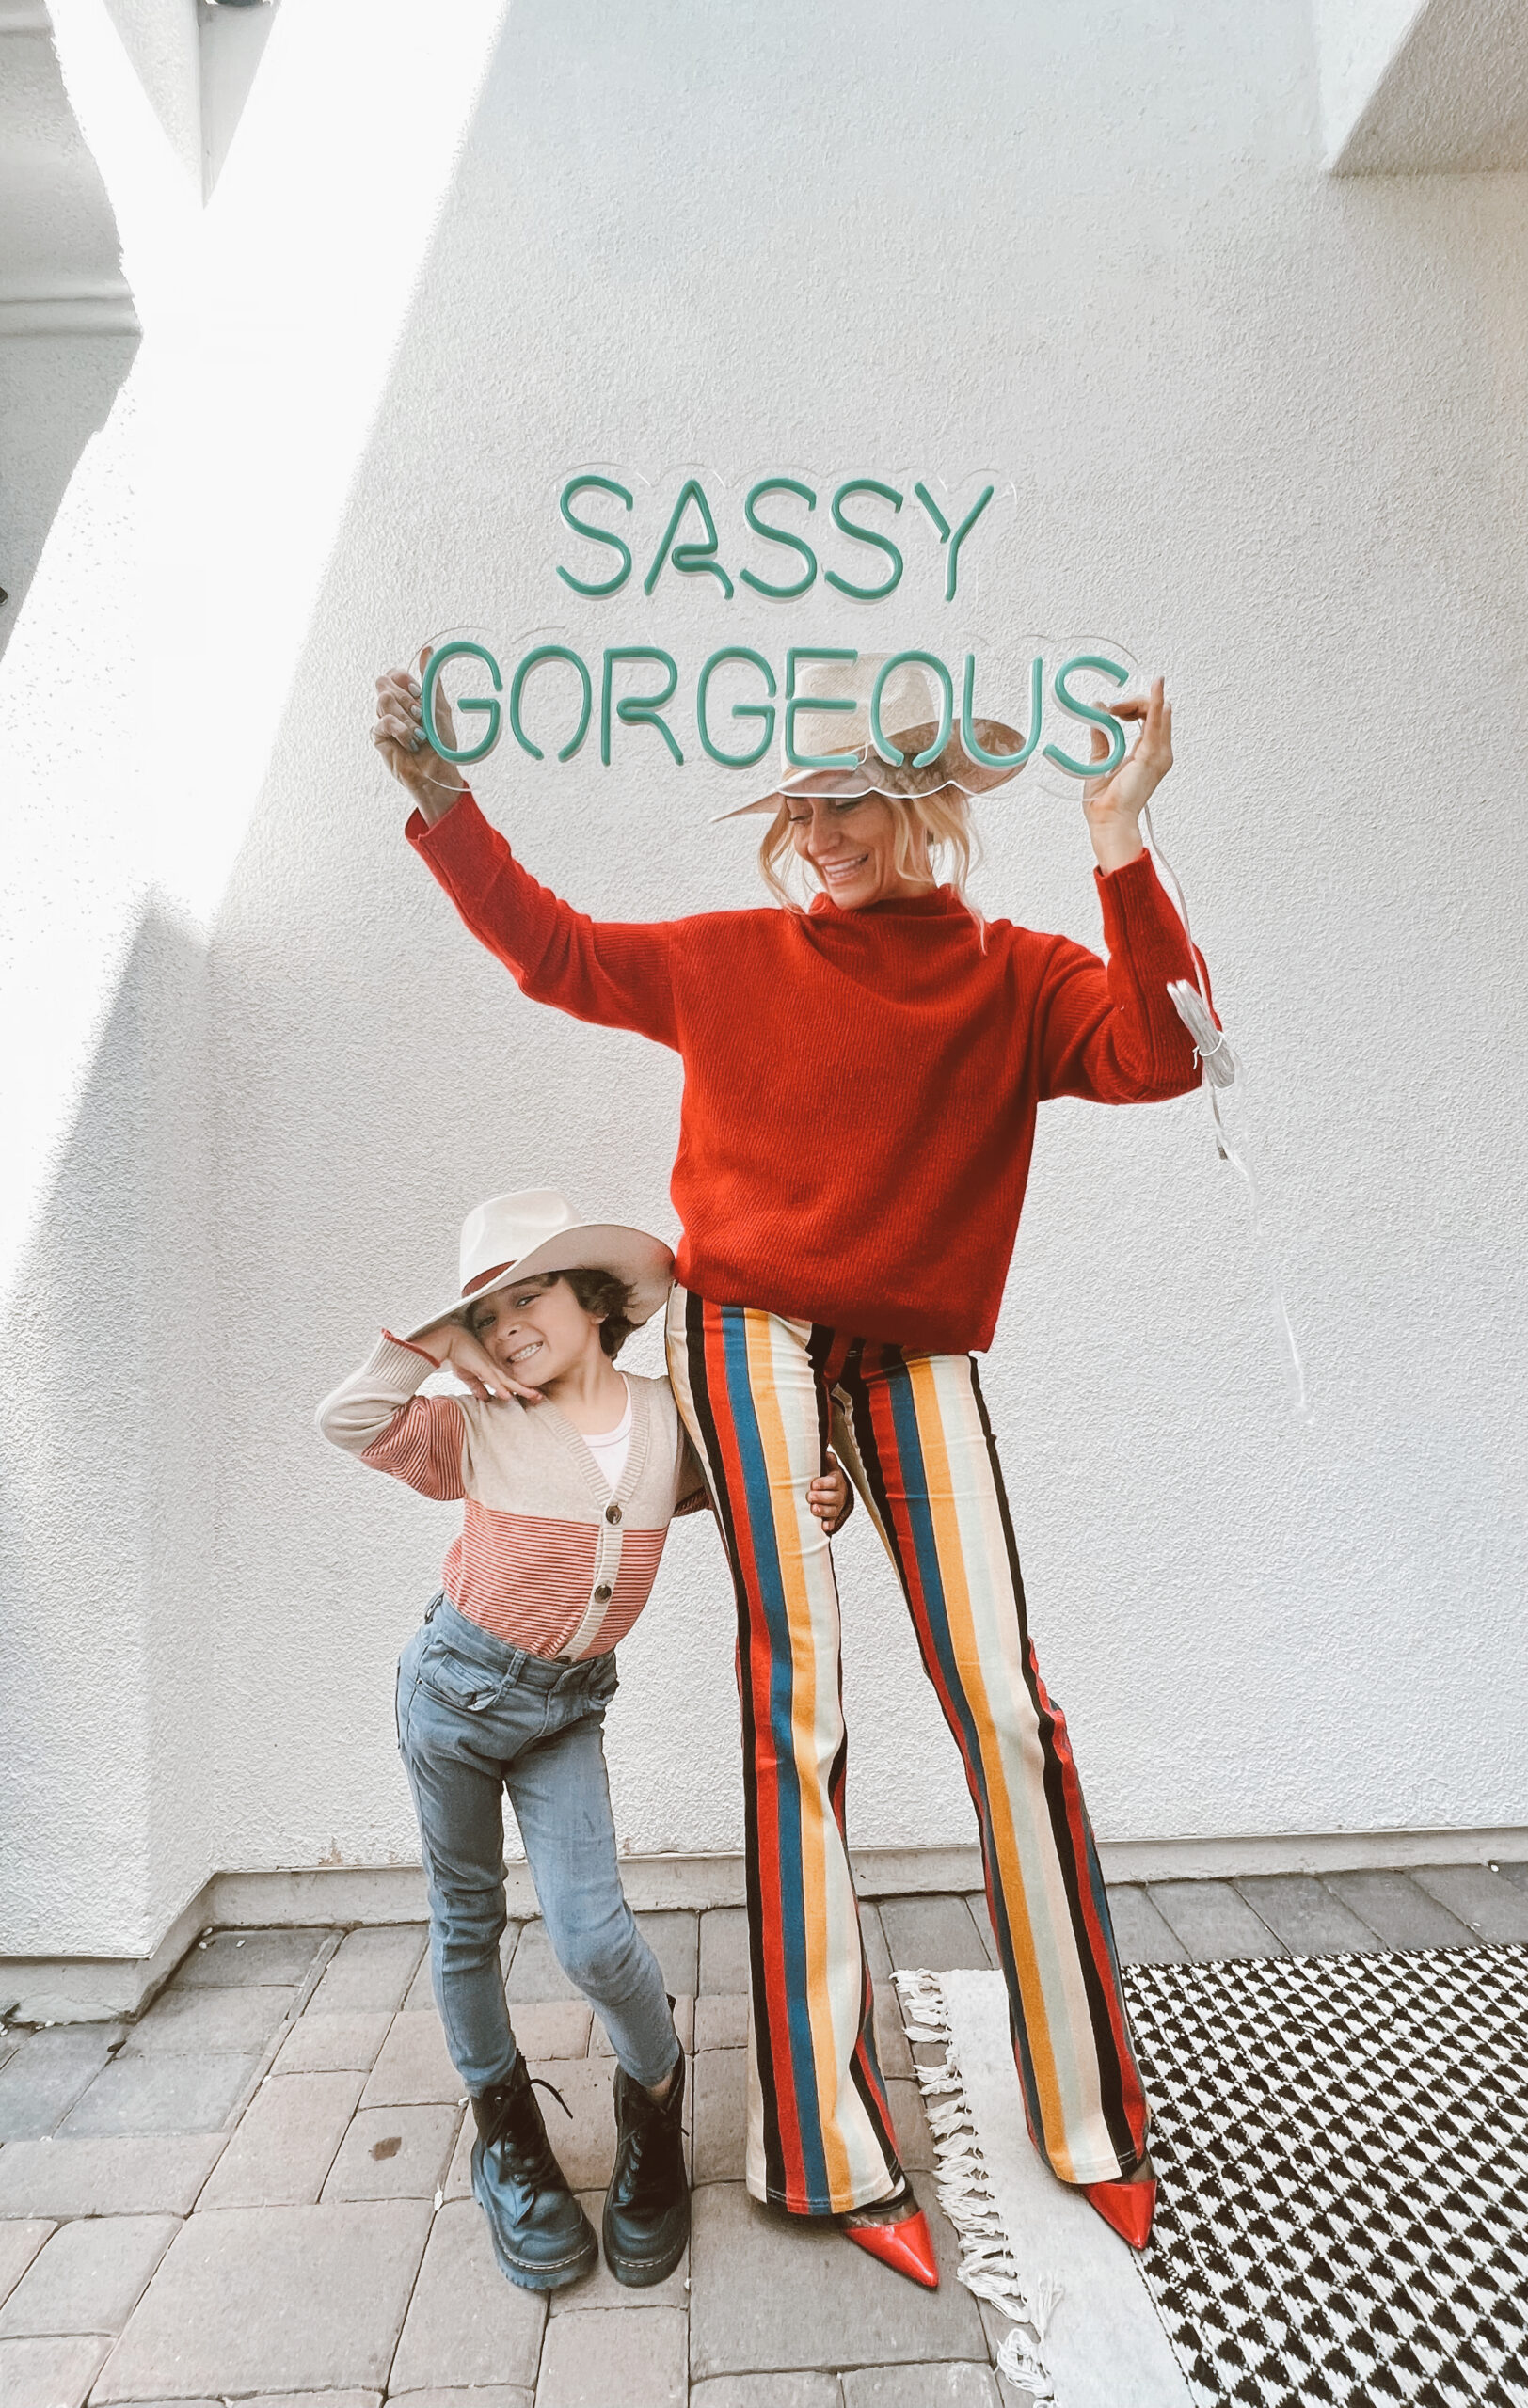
[1034,850,1215,1105]
[314,1332,468,1501]
[407,791,679,1048]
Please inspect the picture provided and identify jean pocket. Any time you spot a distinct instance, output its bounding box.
[418,1640,502,1715]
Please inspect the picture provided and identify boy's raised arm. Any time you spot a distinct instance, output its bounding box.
[315,1332,468,1500]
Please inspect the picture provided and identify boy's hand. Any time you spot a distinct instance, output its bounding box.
[808,1454,854,1535]
[410,1317,544,1404]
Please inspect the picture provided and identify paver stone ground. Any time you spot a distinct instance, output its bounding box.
[0,2219,54,2306]
[0,2028,124,2142]
[385,2198,545,2393]
[118,1985,297,2056]
[1412,1861,1528,1941]
[361,2012,462,2108]
[691,2378,845,2408]
[535,2303,687,2406]
[841,2364,1002,2405]
[694,1995,747,2051]
[1320,1868,1476,1950]
[0,2211,177,2337]
[878,1895,992,1973]
[502,2002,592,2060]
[59,2051,260,2138]
[272,2010,392,2075]
[387,2388,531,2408]
[172,1930,333,1990]
[1232,1873,1383,1955]
[322,2103,462,2201]
[1106,1886,1188,1966]
[1145,1879,1285,1959]
[308,1927,427,2016]
[90,2199,432,2402]
[693,2049,746,2185]
[197,2069,365,2209]
[689,2183,984,2376]
[0,2134,227,2218]
[0,2332,108,2408]
[697,1909,750,1995]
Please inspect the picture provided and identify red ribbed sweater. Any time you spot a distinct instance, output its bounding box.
[408,793,1209,1355]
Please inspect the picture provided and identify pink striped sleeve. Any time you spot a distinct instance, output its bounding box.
[360,1397,468,1500]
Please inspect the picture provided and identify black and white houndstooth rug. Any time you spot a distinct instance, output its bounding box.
[1122,1944,1528,2408]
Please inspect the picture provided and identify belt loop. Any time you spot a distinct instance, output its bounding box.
[424,1592,441,1623]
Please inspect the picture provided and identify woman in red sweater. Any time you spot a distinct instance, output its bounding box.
[372,651,1207,2284]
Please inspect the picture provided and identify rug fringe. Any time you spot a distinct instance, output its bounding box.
[894,1970,1058,2400]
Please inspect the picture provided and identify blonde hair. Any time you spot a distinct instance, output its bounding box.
[757,786,983,921]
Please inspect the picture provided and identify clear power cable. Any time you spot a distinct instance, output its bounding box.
[1145,804,1310,1418]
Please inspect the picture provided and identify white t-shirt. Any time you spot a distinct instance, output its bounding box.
[580,1380,632,1493]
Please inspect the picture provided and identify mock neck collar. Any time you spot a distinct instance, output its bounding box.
[806,883,966,923]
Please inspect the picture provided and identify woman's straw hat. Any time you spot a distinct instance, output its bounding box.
[712,654,1028,820]
[404,1189,674,1342]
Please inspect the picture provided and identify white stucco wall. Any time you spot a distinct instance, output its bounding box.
[4,0,1526,1960]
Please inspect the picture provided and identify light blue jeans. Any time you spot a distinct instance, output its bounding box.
[396,1595,678,2093]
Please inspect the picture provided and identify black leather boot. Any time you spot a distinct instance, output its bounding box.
[471,2056,597,2292]
[602,2046,690,2286]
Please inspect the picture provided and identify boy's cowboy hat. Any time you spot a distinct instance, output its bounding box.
[712,653,1029,820]
[405,1189,674,1343]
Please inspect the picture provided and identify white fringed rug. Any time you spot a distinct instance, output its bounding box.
[898,1946,1528,2408]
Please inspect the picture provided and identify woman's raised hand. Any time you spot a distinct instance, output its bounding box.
[410,1317,544,1405]
[1081,676,1173,874]
[372,650,467,825]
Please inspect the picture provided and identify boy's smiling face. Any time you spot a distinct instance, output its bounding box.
[466,1272,607,1391]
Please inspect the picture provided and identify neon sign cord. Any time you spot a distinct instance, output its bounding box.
[1143,804,1310,1419]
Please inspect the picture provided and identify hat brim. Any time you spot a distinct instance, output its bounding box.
[711,720,1031,820]
[403,1221,675,1344]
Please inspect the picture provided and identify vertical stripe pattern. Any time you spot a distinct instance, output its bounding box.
[667,1284,1149,2214]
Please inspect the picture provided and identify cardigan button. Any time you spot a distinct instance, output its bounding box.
[605,1502,622,1525]
[593,1583,613,1603]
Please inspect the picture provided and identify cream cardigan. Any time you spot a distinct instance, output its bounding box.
[317,1334,709,1658]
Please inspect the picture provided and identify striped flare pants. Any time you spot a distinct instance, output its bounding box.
[666,1285,1150,2216]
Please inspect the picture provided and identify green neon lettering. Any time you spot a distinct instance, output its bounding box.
[942,483,994,603]
[784,648,859,768]
[871,652,953,768]
[960,653,1042,768]
[422,641,502,765]
[643,478,734,598]
[913,481,951,542]
[556,475,634,598]
[1043,654,1129,779]
[508,645,593,762]
[824,480,903,601]
[740,478,818,600]
[697,647,777,768]
[601,648,684,766]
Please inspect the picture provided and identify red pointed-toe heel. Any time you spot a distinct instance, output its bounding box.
[1083,2173,1157,2251]
[842,2196,940,2289]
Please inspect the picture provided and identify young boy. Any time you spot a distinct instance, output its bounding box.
[316,1187,849,2295]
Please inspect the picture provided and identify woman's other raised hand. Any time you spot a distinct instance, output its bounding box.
[1081,676,1173,874]
[373,650,467,825]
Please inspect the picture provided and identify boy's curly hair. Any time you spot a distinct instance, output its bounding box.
[559,1266,639,1359]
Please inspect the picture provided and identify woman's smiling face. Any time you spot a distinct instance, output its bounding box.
[467,1273,605,1387]
[786,792,934,911]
